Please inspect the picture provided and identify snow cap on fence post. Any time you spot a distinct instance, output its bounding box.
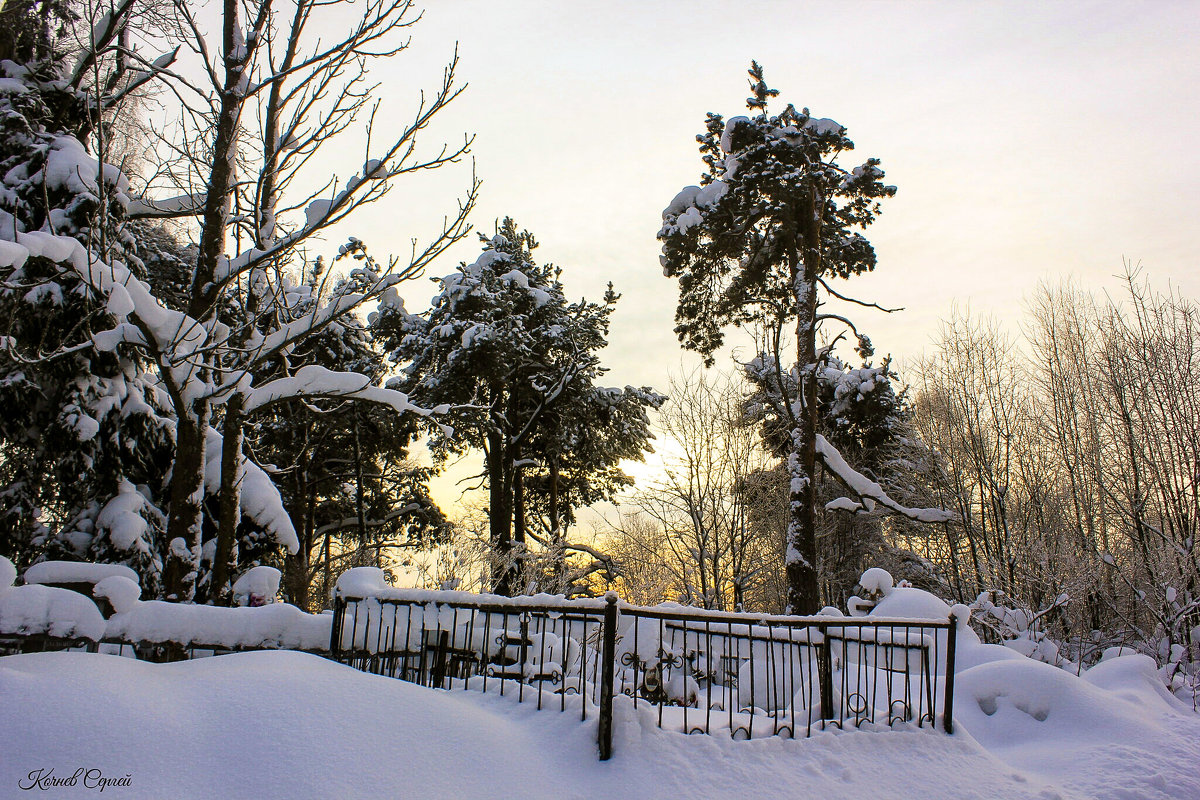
[93,576,141,614]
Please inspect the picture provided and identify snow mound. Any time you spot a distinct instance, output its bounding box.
[0,556,16,591]
[231,566,281,606]
[93,576,142,614]
[0,649,1140,800]
[0,584,106,640]
[104,599,329,651]
[1083,653,1191,714]
[870,586,953,621]
[955,656,1200,799]
[23,561,140,586]
[859,567,894,596]
[336,566,389,597]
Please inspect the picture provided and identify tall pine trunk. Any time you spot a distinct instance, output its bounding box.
[785,192,822,615]
[488,427,515,595]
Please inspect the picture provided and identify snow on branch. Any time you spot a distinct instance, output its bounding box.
[127,192,206,220]
[816,434,957,523]
[241,364,430,417]
[203,428,299,554]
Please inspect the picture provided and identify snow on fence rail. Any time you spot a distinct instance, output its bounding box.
[329,569,960,760]
[0,559,331,659]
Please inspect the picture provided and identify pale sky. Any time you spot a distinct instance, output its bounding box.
[331,0,1200,508]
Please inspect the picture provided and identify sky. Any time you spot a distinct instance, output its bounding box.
[328,0,1200,510]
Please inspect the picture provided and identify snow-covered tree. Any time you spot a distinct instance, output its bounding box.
[250,273,450,610]
[0,0,474,601]
[0,4,179,592]
[659,62,948,613]
[375,219,663,595]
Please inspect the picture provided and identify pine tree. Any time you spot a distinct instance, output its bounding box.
[376,219,662,595]
[659,62,901,612]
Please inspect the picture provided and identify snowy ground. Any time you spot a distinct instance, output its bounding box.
[2,650,1197,799]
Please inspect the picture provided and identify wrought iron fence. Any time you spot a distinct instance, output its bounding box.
[329,590,959,760]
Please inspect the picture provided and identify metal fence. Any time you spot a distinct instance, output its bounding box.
[329,591,958,760]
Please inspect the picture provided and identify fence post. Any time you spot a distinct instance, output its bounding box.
[818,622,834,723]
[329,596,345,660]
[598,592,618,761]
[944,613,958,734]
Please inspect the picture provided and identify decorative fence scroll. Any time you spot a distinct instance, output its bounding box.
[329,590,958,760]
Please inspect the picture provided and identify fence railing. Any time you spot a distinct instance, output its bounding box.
[329,590,959,759]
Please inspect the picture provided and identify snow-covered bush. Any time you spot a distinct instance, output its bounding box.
[971,590,1074,669]
[232,566,281,607]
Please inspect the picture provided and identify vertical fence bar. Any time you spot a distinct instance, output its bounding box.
[329,596,345,659]
[944,614,958,734]
[818,623,833,724]
[598,593,618,761]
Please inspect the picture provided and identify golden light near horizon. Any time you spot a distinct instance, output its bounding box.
[316,0,1200,522]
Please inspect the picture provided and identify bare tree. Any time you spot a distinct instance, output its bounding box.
[912,270,1200,685]
[607,370,779,611]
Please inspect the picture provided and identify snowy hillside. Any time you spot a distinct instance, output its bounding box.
[1,649,1197,800]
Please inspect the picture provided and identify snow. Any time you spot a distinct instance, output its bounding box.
[803,117,844,136]
[871,586,953,620]
[231,566,281,606]
[93,576,142,614]
[660,182,729,235]
[0,584,106,640]
[23,561,139,586]
[335,565,390,597]
[859,567,894,596]
[105,282,135,317]
[2,649,1198,799]
[43,135,128,200]
[955,655,1200,799]
[103,597,329,651]
[816,434,957,523]
[721,116,749,153]
[242,364,421,417]
[95,480,153,552]
[203,428,299,554]
[304,198,332,228]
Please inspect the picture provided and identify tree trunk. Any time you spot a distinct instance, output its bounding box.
[488,428,515,594]
[513,467,526,545]
[211,392,244,604]
[282,463,310,610]
[549,456,567,591]
[784,192,822,615]
[189,0,245,321]
[163,0,245,602]
[163,400,210,601]
[353,405,367,562]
